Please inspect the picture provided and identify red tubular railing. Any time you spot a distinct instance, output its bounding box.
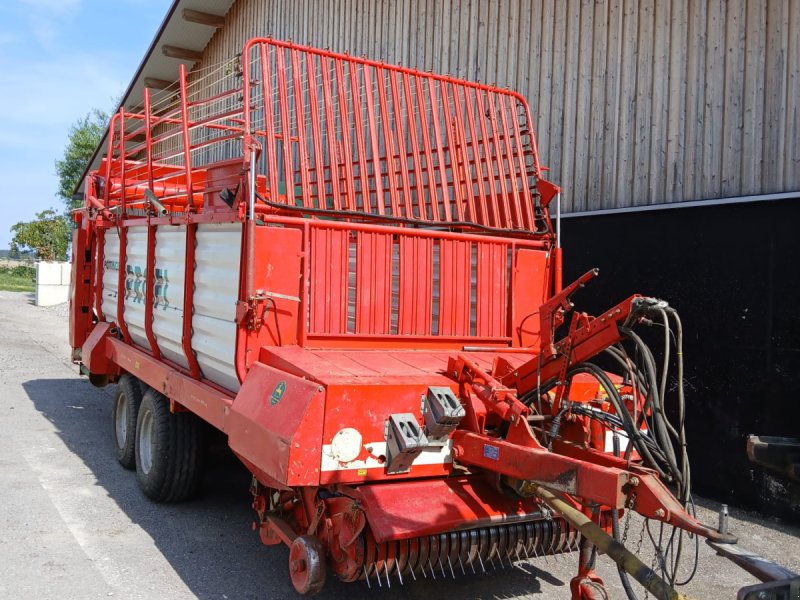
[240,37,548,234]
[94,37,550,239]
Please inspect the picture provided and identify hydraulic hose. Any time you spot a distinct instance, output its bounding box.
[612,508,642,600]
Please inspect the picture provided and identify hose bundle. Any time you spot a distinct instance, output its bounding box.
[524,302,699,597]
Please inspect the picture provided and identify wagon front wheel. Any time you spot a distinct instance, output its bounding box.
[289,535,327,595]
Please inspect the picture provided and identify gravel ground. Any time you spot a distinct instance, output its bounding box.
[1,290,798,600]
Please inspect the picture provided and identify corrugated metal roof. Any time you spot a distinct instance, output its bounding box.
[78,0,236,193]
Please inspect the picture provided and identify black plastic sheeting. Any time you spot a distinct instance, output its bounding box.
[561,197,800,522]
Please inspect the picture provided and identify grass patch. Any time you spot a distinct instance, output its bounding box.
[0,265,36,292]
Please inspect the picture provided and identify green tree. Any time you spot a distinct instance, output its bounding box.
[10,209,71,261]
[55,109,109,211]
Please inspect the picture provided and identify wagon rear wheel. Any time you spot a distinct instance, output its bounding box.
[135,388,204,502]
[112,373,143,469]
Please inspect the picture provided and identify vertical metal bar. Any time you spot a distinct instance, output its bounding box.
[115,107,132,345]
[483,92,511,228]
[461,89,489,226]
[242,41,253,139]
[305,53,326,208]
[334,57,357,211]
[144,88,154,195]
[426,78,452,222]
[495,94,524,229]
[388,71,413,218]
[181,221,202,379]
[320,56,343,211]
[103,113,118,206]
[556,192,561,248]
[144,220,160,359]
[178,64,194,212]
[362,66,386,215]
[414,76,440,221]
[291,49,312,207]
[298,220,310,346]
[474,89,502,228]
[260,43,281,200]
[275,47,295,207]
[178,55,201,378]
[115,227,131,343]
[118,109,128,217]
[505,96,537,230]
[401,74,426,219]
[249,146,257,220]
[441,82,465,222]
[94,228,105,322]
[348,61,371,212]
[375,67,401,217]
[553,192,563,294]
[143,77,159,358]
[508,241,517,340]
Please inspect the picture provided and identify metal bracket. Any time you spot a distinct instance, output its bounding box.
[422,387,465,445]
[384,413,429,474]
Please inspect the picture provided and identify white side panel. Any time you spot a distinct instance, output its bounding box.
[152,225,188,369]
[192,223,242,392]
[101,230,120,323]
[123,228,150,350]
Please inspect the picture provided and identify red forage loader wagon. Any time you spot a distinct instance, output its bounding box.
[70,38,735,598]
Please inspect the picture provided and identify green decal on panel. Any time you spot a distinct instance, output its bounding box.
[270,381,287,406]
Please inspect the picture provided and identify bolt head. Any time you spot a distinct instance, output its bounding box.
[655,508,666,518]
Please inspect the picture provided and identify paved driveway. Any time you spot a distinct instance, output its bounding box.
[1,291,797,599]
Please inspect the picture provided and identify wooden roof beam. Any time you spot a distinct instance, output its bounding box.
[182,8,226,28]
[161,45,203,62]
[143,77,175,90]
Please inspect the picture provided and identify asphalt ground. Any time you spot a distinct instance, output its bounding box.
[1,290,798,600]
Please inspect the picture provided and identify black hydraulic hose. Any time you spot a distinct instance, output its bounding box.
[658,308,671,417]
[611,508,641,600]
[254,191,552,236]
[567,363,667,478]
[666,307,690,502]
[548,406,570,451]
[605,345,649,392]
[619,327,682,483]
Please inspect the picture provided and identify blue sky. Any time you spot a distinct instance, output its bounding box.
[0,0,170,249]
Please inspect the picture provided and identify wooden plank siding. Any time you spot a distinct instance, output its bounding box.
[186,0,800,212]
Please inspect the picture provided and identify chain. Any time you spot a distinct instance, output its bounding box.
[643,548,660,600]
[635,517,646,558]
[621,506,633,546]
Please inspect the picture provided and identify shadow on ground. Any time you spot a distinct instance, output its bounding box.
[24,377,559,600]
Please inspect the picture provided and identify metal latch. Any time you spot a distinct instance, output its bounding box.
[384,413,428,475]
[422,386,465,445]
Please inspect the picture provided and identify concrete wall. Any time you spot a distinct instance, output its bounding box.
[35,262,71,307]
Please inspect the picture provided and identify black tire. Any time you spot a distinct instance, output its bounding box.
[112,373,144,469]
[135,388,204,502]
